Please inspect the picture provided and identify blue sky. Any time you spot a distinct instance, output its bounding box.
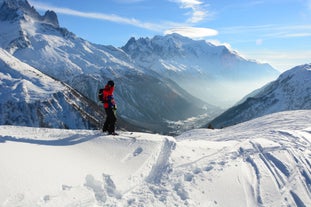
[29,0,311,72]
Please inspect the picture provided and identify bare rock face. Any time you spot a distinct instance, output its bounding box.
[43,10,59,28]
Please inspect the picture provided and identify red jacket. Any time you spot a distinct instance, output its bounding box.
[103,84,116,109]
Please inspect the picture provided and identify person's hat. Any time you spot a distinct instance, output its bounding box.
[107,80,114,86]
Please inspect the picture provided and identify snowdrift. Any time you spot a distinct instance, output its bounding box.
[1,110,311,206]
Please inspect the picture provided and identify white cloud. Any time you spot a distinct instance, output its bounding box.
[219,24,311,44]
[256,39,263,45]
[220,24,311,37]
[207,39,229,47]
[282,33,311,37]
[30,1,217,35]
[114,0,144,3]
[29,1,165,31]
[170,0,209,23]
[240,50,311,72]
[29,0,220,44]
[164,27,218,38]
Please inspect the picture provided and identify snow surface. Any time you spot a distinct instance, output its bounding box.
[1,110,311,207]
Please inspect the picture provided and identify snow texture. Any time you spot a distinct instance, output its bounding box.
[1,110,311,206]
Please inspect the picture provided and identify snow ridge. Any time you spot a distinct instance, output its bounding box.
[146,137,176,184]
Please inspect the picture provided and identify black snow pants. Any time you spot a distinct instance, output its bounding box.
[103,108,117,134]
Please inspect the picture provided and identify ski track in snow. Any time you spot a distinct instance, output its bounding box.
[1,110,311,206]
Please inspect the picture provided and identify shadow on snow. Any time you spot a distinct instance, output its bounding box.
[0,133,99,146]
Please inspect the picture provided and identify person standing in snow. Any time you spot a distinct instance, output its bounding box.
[102,80,117,135]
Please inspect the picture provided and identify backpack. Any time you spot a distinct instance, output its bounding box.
[98,88,105,103]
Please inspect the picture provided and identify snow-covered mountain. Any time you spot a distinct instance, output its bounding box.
[1,110,311,206]
[122,34,280,107]
[0,0,219,134]
[0,48,107,129]
[209,64,311,128]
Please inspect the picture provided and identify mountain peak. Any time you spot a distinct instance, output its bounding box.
[122,33,242,61]
[0,0,28,21]
[0,0,59,27]
[42,10,59,27]
[280,63,311,80]
[0,0,28,7]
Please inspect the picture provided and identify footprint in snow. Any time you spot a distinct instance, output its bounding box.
[133,147,143,156]
[120,147,143,162]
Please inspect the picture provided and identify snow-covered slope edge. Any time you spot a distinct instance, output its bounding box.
[208,63,311,128]
[1,110,311,206]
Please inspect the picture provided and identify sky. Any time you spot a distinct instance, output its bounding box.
[28,0,311,72]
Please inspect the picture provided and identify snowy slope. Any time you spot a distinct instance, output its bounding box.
[0,48,107,129]
[122,34,280,107]
[209,64,311,128]
[1,110,311,206]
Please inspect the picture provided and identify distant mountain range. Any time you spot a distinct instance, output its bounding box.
[122,35,279,107]
[0,0,282,134]
[208,64,311,128]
